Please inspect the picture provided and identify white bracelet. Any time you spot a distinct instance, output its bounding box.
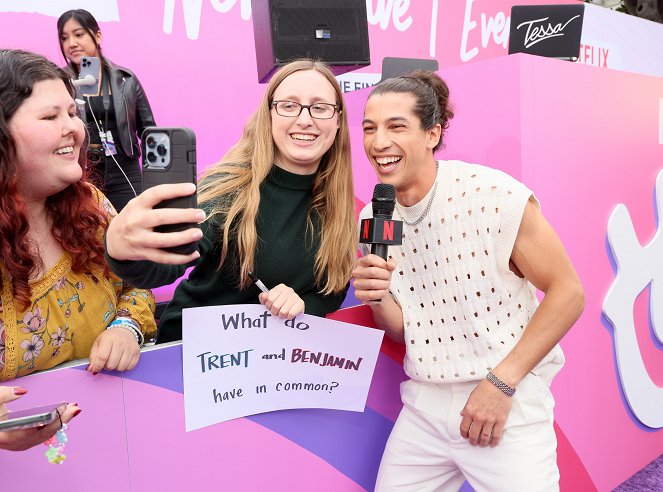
[107,317,144,346]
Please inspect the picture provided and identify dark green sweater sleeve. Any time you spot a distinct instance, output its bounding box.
[104,213,218,289]
[301,283,349,317]
[105,248,197,290]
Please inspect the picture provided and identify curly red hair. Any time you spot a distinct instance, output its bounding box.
[0,50,109,309]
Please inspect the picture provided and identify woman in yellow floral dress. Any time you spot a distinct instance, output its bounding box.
[0,49,156,386]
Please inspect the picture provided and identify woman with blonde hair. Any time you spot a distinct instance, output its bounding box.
[106,59,357,343]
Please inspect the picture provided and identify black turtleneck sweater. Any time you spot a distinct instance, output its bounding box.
[106,165,347,343]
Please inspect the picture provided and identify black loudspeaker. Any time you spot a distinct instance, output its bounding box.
[251,0,370,83]
[380,57,440,82]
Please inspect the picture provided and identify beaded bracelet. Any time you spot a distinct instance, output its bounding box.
[107,317,144,346]
[486,371,516,397]
[43,410,68,464]
[44,423,68,464]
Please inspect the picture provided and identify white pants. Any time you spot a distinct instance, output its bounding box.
[375,367,560,492]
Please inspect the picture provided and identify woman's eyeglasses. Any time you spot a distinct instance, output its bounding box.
[271,100,339,120]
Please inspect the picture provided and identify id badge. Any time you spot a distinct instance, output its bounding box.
[103,130,118,156]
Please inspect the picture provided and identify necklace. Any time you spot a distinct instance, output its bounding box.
[397,180,438,226]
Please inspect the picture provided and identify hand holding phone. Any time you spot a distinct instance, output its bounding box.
[0,402,65,431]
[78,56,100,96]
[105,182,203,264]
[0,387,81,452]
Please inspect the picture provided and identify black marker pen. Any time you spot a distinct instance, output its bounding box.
[248,271,269,293]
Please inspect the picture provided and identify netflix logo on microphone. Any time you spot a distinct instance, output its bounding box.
[361,183,403,260]
[359,218,403,246]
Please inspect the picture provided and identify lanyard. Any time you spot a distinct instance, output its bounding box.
[100,69,111,133]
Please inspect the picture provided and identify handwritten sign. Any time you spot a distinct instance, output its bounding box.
[182,305,384,431]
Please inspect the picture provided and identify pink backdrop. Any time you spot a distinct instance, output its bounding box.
[1,1,662,491]
[443,54,663,491]
[0,0,577,174]
[347,52,663,491]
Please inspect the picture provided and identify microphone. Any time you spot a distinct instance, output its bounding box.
[359,183,403,260]
[72,74,96,87]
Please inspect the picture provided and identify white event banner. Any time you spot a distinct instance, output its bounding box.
[182,304,385,432]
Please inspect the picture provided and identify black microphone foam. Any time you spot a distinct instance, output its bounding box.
[361,184,402,302]
[368,184,398,261]
[371,183,396,219]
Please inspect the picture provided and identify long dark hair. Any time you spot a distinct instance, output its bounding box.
[0,49,108,308]
[57,9,106,75]
[369,70,455,152]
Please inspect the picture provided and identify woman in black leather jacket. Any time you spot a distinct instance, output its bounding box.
[57,9,156,211]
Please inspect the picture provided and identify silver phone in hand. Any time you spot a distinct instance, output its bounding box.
[0,402,65,431]
[78,56,100,96]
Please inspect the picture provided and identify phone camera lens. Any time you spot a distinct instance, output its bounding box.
[146,136,156,148]
[147,152,157,163]
[157,144,167,157]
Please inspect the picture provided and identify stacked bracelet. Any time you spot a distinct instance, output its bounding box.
[107,317,144,346]
[486,371,516,397]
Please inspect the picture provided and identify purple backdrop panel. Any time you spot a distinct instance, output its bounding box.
[123,378,364,491]
[0,367,129,492]
[1,342,398,490]
[365,351,407,422]
[121,342,184,394]
[122,343,398,490]
[517,54,663,492]
[250,407,392,491]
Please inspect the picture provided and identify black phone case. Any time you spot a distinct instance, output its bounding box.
[141,127,198,255]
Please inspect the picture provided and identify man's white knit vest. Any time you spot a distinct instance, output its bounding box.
[360,160,564,383]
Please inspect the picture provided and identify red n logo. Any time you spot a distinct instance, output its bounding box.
[383,220,394,241]
[362,220,370,239]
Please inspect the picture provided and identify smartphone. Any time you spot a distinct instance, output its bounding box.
[0,402,65,432]
[142,127,198,255]
[78,56,100,96]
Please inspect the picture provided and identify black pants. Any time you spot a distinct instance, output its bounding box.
[91,153,142,212]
